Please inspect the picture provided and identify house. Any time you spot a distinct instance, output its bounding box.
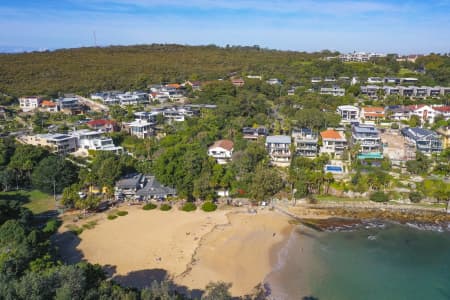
[337,105,360,123]
[231,78,245,87]
[70,129,123,154]
[367,77,384,84]
[401,77,419,85]
[433,106,450,122]
[311,77,322,83]
[40,100,58,112]
[320,86,345,97]
[385,105,411,121]
[383,86,400,96]
[19,96,42,112]
[208,139,234,164]
[242,127,268,140]
[265,135,291,166]
[292,128,318,157]
[384,77,401,85]
[401,127,442,154]
[408,105,448,124]
[185,81,202,91]
[399,86,414,97]
[87,119,118,132]
[320,129,347,158]
[360,85,380,99]
[115,173,176,201]
[58,96,83,114]
[125,119,155,138]
[18,133,77,155]
[266,78,282,85]
[351,124,383,158]
[117,92,148,106]
[436,126,450,149]
[361,107,385,121]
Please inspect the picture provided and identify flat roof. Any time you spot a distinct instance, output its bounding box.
[266,135,291,144]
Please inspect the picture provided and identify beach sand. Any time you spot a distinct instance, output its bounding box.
[57,206,294,296]
[175,210,294,296]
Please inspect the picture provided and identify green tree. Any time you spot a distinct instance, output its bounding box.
[250,166,283,202]
[31,156,79,194]
[201,281,233,300]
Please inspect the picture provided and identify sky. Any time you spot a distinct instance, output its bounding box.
[0,0,449,54]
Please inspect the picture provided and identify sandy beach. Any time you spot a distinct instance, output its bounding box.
[57,206,294,296]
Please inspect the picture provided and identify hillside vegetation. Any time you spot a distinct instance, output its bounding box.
[0,44,449,97]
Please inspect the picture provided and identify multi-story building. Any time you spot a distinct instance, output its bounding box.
[399,86,414,97]
[367,77,384,84]
[361,107,385,122]
[292,128,318,157]
[320,86,345,97]
[86,119,118,133]
[320,129,347,158]
[118,92,149,106]
[125,119,155,139]
[207,139,234,164]
[19,96,42,112]
[401,127,443,154]
[18,133,77,155]
[351,124,382,157]
[337,105,360,123]
[360,85,380,99]
[58,96,82,114]
[242,127,268,140]
[70,129,123,154]
[265,135,291,166]
[383,86,400,96]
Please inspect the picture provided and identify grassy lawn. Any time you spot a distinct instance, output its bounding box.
[0,190,55,214]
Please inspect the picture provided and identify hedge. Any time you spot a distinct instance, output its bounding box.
[201,201,217,212]
[160,204,172,211]
[143,203,157,210]
[182,202,197,212]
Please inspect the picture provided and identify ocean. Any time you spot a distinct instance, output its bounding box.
[265,223,450,300]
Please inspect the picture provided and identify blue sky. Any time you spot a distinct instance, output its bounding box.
[1,0,449,53]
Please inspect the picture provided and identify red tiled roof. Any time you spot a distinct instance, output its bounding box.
[434,106,450,112]
[320,130,344,140]
[41,100,56,107]
[210,139,234,151]
[87,119,116,127]
[363,107,384,112]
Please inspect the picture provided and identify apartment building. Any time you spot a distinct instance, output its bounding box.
[351,124,382,156]
[265,135,292,166]
[292,128,318,157]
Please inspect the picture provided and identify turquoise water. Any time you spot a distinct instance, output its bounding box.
[267,225,450,300]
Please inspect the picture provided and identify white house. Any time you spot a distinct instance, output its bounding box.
[320,86,345,97]
[126,119,155,139]
[320,129,347,158]
[208,139,234,164]
[70,129,123,154]
[265,135,291,166]
[337,105,360,123]
[19,96,42,112]
[18,133,77,155]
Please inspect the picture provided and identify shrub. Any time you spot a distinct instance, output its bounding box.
[65,224,83,235]
[160,204,172,211]
[201,201,217,212]
[409,191,423,203]
[370,191,389,202]
[82,220,98,230]
[117,211,128,216]
[182,202,197,212]
[43,219,62,234]
[143,203,157,210]
[107,214,117,220]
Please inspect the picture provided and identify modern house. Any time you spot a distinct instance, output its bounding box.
[125,119,155,139]
[207,139,234,164]
[337,105,360,123]
[320,129,347,158]
[265,135,291,166]
[242,127,268,140]
[292,128,318,157]
[58,96,83,114]
[19,96,42,112]
[401,127,443,154]
[70,129,123,154]
[320,86,345,97]
[266,78,282,85]
[361,107,385,122]
[115,173,176,201]
[351,124,383,158]
[118,92,149,106]
[361,85,381,99]
[385,105,411,121]
[18,133,77,155]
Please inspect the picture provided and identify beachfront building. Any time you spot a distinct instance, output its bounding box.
[320,129,347,158]
[265,135,291,166]
[351,124,383,158]
[19,96,42,112]
[401,127,443,154]
[125,119,155,139]
[208,139,234,164]
[18,133,77,155]
[337,105,359,124]
[70,129,123,154]
[292,128,318,157]
[115,173,176,201]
